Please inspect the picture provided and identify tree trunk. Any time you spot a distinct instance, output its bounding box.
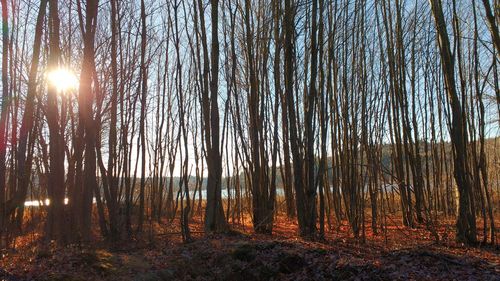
[429,0,477,245]
[45,0,66,243]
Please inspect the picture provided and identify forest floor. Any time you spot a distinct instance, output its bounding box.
[0,214,499,281]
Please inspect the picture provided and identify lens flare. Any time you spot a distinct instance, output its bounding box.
[47,68,79,93]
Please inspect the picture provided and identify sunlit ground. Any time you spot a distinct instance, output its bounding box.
[1,212,499,280]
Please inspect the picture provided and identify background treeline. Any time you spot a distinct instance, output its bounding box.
[0,0,499,247]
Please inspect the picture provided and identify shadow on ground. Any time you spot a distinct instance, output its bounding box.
[1,235,499,281]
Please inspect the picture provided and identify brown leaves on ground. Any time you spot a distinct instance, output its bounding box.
[0,216,499,280]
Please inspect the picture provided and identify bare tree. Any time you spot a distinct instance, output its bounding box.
[430,0,477,244]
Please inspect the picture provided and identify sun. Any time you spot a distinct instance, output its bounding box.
[47,68,79,93]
